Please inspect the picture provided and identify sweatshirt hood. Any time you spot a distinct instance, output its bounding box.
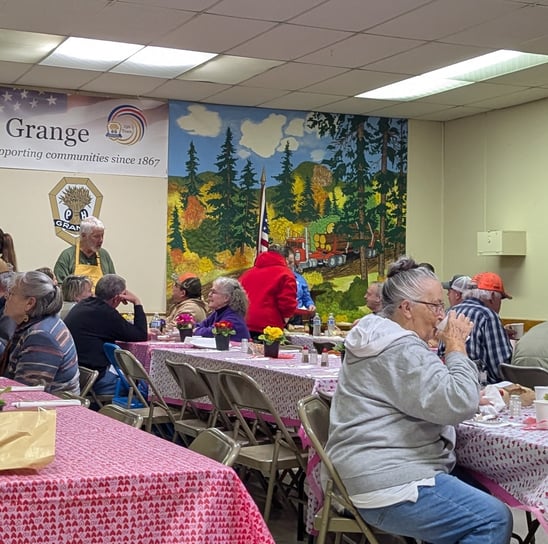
[254,251,287,268]
[345,314,416,360]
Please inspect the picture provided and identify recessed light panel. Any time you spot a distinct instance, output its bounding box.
[357,49,548,101]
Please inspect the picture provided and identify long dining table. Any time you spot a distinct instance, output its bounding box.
[0,378,274,544]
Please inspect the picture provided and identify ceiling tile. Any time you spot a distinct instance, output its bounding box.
[306,69,402,96]
[146,79,230,100]
[259,91,342,110]
[229,23,351,61]
[205,86,290,107]
[416,105,489,121]
[298,33,424,68]
[290,0,433,32]
[243,62,348,91]
[14,65,99,90]
[80,73,168,96]
[208,0,323,22]
[468,87,548,109]
[315,96,400,114]
[158,14,277,53]
[0,61,33,82]
[368,101,454,118]
[487,62,548,86]
[0,29,64,63]
[368,0,522,41]
[179,56,284,85]
[365,42,493,76]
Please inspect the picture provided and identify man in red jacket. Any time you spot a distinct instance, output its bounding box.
[240,244,297,339]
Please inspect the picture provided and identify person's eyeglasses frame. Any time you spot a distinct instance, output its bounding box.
[410,299,446,315]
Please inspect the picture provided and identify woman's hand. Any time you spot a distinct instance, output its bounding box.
[439,310,473,354]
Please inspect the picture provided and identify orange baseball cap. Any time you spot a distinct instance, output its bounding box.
[176,272,197,285]
[472,272,512,299]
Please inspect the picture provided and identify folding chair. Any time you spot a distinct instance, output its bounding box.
[163,359,214,445]
[218,369,307,526]
[54,391,91,408]
[99,404,144,429]
[189,427,241,467]
[500,363,548,388]
[78,366,99,397]
[297,395,381,544]
[113,349,179,438]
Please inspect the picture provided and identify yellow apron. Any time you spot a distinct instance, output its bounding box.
[73,238,103,288]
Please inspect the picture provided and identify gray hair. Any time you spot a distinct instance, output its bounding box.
[95,274,126,301]
[213,277,248,316]
[462,288,501,303]
[0,271,14,293]
[12,271,62,318]
[62,275,93,302]
[380,255,437,318]
[80,216,104,236]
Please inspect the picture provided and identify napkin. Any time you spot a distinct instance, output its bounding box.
[479,385,506,416]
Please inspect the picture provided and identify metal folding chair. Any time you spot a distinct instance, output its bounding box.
[189,427,241,467]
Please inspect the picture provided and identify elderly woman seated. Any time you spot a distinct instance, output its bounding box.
[194,277,250,342]
[1,270,80,394]
[324,256,512,544]
[60,274,93,320]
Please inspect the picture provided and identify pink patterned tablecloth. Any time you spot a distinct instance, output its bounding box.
[118,341,188,372]
[456,411,548,533]
[0,379,274,544]
[148,347,341,425]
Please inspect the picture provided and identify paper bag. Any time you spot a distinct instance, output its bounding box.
[0,409,56,470]
[501,384,536,407]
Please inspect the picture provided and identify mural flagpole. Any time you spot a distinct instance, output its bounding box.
[256,167,269,257]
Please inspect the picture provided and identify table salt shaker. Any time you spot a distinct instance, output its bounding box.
[509,394,522,419]
[321,348,329,367]
[241,338,249,354]
[302,346,309,363]
[309,348,318,365]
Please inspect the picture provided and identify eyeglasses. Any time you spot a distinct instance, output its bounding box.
[209,289,227,296]
[410,299,446,315]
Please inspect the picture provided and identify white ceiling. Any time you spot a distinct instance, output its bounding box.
[3,0,548,121]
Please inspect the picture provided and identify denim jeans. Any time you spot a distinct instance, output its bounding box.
[357,473,512,544]
[92,370,119,395]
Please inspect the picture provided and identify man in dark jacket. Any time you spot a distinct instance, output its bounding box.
[64,274,147,394]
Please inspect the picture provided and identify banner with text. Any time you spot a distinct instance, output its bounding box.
[0,87,168,176]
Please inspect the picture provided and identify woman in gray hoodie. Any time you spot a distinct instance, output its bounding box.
[325,256,512,544]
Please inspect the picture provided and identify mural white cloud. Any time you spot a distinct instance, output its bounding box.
[239,113,286,158]
[311,149,325,162]
[176,104,221,137]
[285,117,305,137]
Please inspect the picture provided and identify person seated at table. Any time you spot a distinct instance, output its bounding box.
[64,274,147,395]
[325,256,512,544]
[60,274,93,320]
[443,272,513,384]
[511,321,548,370]
[1,270,80,394]
[240,244,297,339]
[35,266,58,286]
[194,277,250,341]
[164,273,208,330]
[286,248,315,323]
[0,260,15,356]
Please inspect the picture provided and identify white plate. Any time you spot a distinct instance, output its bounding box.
[189,337,218,349]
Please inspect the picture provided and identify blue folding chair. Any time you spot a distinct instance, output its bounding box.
[103,343,147,408]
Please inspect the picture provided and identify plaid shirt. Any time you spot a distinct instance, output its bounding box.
[451,297,512,384]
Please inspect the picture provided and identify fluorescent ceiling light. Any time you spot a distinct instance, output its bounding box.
[357,49,548,101]
[41,37,143,71]
[111,46,217,78]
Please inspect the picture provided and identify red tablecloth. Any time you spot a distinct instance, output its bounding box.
[0,379,274,544]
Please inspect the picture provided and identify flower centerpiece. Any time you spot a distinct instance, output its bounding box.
[212,320,236,350]
[258,326,287,358]
[0,386,11,411]
[175,312,195,341]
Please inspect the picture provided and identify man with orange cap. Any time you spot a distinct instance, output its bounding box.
[450,272,513,384]
[164,273,208,330]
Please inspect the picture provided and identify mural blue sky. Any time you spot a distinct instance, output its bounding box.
[169,101,387,183]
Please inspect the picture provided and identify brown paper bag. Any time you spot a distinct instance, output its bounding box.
[501,384,536,407]
[0,409,56,470]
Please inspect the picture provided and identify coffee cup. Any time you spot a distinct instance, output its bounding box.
[533,399,548,421]
[507,322,524,339]
[534,386,548,401]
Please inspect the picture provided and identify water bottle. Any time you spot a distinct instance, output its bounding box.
[312,313,322,336]
[150,312,162,330]
[327,313,335,336]
[509,394,522,419]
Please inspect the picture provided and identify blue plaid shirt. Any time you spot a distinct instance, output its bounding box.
[451,297,512,384]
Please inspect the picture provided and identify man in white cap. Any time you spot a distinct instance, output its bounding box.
[442,274,474,308]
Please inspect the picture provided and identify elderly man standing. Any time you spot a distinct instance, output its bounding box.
[54,216,115,287]
[64,274,147,395]
[450,272,513,384]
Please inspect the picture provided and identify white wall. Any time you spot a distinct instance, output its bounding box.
[0,168,168,314]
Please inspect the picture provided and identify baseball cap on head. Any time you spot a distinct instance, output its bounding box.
[472,272,512,299]
[450,275,474,294]
[176,272,196,285]
[441,274,466,290]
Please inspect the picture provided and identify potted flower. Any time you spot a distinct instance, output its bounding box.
[175,312,195,341]
[0,386,11,411]
[258,326,287,358]
[211,320,236,351]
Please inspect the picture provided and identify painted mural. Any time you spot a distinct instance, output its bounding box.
[167,101,407,323]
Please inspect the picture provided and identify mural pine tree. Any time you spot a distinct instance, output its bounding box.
[211,127,239,252]
[273,142,296,221]
[234,159,259,255]
[169,205,185,251]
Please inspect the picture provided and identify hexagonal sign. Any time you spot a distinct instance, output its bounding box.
[49,177,102,245]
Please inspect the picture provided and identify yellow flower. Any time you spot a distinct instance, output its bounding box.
[258,326,287,345]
